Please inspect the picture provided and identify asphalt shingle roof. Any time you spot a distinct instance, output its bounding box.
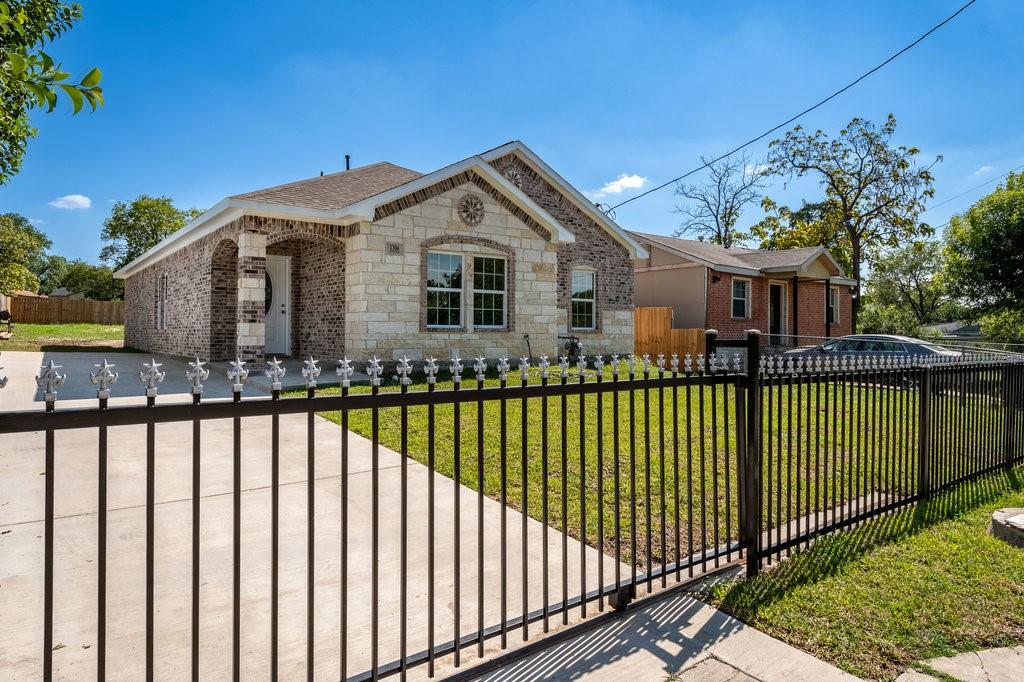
[232,162,423,211]
[628,231,830,272]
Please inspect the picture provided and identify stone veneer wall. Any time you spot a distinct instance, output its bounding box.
[488,153,634,355]
[345,181,563,360]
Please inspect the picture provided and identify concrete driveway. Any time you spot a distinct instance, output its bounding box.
[0,351,621,680]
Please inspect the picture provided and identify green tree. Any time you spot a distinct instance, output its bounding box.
[1,1,103,184]
[0,211,48,293]
[867,241,960,326]
[765,114,939,329]
[856,299,924,337]
[30,252,69,292]
[944,172,1024,311]
[100,195,202,269]
[750,198,852,274]
[978,309,1024,345]
[58,259,121,299]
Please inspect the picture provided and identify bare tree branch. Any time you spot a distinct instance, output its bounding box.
[672,152,767,248]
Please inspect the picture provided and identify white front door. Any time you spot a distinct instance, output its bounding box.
[264,255,290,356]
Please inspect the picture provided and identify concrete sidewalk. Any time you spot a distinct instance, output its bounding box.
[461,585,858,681]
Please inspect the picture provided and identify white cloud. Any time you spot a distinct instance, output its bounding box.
[587,173,647,200]
[975,165,994,176]
[29,218,44,225]
[744,163,770,177]
[48,194,92,210]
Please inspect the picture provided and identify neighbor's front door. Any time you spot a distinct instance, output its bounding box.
[769,283,783,338]
[264,255,290,356]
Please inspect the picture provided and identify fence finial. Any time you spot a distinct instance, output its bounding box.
[302,356,321,390]
[685,353,693,374]
[36,359,66,403]
[449,354,464,384]
[265,356,286,392]
[576,354,588,379]
[538,355,550,380]
[396,356,413,386]
[424,357,439,384]
[558,355,570,379]
[336,357,354,388]
[187,357,209,396]
[656,354,665,374]
[366,357,383,387]
[594,355,605,376]
[228,357,248,394]
[473,356,488,382]
[90,359,119,399]
[518,356,531,382]
[497,357,510,382]
[139,358,166,398]
[642,354,651,376]
[733,354,742,373]
[696,353,704,374]
[670,353,679,373]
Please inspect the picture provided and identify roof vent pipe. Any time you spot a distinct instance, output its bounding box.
[345,154,351,171]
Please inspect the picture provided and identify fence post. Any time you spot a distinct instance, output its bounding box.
[917,364,933,499]
[704,329,718,373]
[1003,363,1015,470]
[741,329,761,577]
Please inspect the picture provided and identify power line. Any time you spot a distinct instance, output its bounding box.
[606,0,978,213]
[922,162,1024,214]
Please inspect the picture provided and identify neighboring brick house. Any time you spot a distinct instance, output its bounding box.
[115,141,647,362]
[629,232,855,343]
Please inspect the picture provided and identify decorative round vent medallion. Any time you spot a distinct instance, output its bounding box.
[457,194,485,227]
[502,167,524,188]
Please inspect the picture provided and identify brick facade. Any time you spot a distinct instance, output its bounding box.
[124,151,637,362]
[704,269,853,341]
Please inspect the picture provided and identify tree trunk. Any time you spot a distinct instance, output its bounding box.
[851,234,862,332]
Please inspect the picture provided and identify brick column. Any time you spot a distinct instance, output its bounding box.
[237,230,267,362]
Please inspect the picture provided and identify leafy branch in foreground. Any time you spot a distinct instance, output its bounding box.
[0,0,103,183]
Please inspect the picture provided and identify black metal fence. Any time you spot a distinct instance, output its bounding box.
[1,340,1022,680]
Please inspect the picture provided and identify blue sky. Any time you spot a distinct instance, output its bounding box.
[3,1,1023,264]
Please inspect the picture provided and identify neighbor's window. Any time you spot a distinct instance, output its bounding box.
[731,278,750,319]
[473,256,506,328]
[827,286,839,324]
[571,269,596,330]
[426,251,463,327]
[155,274,168,330]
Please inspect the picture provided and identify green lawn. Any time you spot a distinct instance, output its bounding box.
[0,322,126,352]
[701,466,1024,680]
[294,367,1007,571]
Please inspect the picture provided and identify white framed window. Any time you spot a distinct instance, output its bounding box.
[731,277,750,319]
[426,251,463,328]
[155,273,168,330]
[473,256,506,328]
[571,269,596,330]
[827,285,840,324]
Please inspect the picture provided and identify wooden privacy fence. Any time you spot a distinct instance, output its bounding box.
[9,296,124,324]
[634,306,703,359]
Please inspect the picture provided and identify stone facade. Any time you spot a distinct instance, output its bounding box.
[123,151,637,362]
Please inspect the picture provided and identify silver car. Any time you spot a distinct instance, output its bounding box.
[781,334,961,359]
